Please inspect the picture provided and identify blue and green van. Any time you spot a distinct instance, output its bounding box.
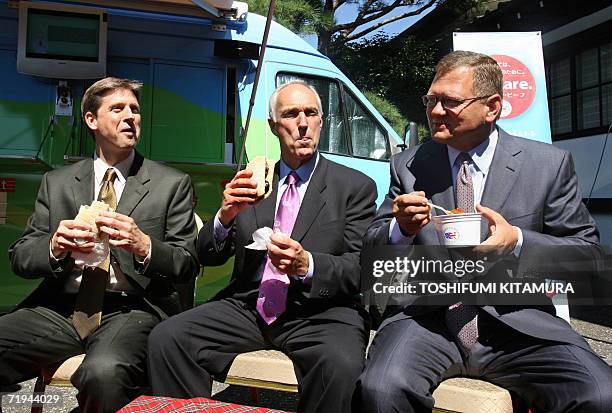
[0,0,403,311]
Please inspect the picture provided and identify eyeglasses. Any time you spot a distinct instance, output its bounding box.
[421,94,492,110]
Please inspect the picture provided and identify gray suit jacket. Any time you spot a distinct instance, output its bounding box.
[366,129,599,349]
[198,155,377,325]
[9,152,199,319]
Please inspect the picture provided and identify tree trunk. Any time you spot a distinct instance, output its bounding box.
[318,0,336,54]
[318,29,333,55]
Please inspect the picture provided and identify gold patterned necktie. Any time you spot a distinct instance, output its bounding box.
[72,168,117,339]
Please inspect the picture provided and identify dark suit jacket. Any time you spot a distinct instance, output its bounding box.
[198,155,377,324]
[9,152,199,319]
[365,129,599,349]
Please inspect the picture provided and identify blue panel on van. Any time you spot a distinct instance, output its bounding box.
[323,153,391,208]
[0,50,51,102]
[108,59,150,84]
[153,62,225,112]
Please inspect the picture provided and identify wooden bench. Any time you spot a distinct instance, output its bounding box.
[37,342,520,413]
[224,349,515,413]
[37,354,516,413]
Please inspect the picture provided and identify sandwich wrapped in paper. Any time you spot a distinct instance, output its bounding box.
[72,200,111,268]
[246,156,274,200]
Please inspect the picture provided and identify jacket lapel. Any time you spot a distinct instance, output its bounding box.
[291,156,327,242]
[110,153,150,289]
[479,130,522,241]
[115,152,150,216]
[72,159,95,211]
[480,131,522,214]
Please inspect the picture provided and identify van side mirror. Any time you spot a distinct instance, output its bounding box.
[408,122,418,148]
[397,121,418,151]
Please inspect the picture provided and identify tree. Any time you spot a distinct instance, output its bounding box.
[247,0,487,54]
[331,33,437,125]
[247,0,437,54]
[320,0,440,54]
[247,0,331,35]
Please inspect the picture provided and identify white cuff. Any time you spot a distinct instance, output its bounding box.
[389,218,416,245]
[513,226,523,258]
[49,241,67,263]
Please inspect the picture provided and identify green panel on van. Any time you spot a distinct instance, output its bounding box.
[0,102,51,156]
[151,64,225,163]
[244,119,281,162]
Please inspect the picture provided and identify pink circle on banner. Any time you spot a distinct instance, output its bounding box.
[492,54,536,119]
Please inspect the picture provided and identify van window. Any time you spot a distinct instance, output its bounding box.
[276,73,389,160]
[276,74,348,155]
[343,90,390,160]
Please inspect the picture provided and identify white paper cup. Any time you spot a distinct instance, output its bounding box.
[432,213,483,247]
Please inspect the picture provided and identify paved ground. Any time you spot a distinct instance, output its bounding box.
[1,306,610,412]
[570,305,612,360]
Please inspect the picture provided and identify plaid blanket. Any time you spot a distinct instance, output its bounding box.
[117,396,291,413]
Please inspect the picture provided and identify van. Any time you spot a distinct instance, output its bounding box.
[0,0,402,311]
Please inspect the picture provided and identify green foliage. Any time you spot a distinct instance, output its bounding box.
[417,123,431,145]
[447,0,488,17]
[246,0,331,35]
[363,91,407,137]
[330,34,437,126]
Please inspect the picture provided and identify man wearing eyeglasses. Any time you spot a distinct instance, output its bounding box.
[356,51,611,412]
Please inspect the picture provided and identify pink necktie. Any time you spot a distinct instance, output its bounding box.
[257,171,300,324]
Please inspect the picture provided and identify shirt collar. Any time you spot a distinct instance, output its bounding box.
[93,150,134,185]
[447,128,498,174]
[279,151,319,185]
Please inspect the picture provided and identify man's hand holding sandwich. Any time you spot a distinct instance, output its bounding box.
[218,156,273,227]
[217,156,309,277]
[218,169,260,227]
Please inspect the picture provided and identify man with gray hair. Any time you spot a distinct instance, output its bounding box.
[148,80,377,413]
[357,51,612,412]
[2,77,199,412]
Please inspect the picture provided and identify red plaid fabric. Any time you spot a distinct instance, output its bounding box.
[117,396,291,413]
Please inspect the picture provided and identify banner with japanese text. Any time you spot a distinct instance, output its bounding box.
[453,32,552,144]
